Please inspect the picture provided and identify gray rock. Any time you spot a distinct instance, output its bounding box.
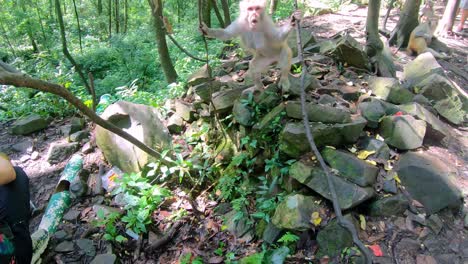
[212,87,247,113]
[95,101,172,173]
[332,34,370,70]
[316,219,353,258]
[414,73,466,125]
[193,81,222,102]
[286,72,321,96]
[87,173,103,196]
[357,137,391,160]
[426,214,443,235]
[76,239,96,257]
[11,114,48,135]
[403,52,444,86]
[379,115,426,150]
[396,152,463,214]
[288,28,316,57]
[272,194,324,231]
[81,142,94,154]
[262,221,282,245]
[321,148,378,187]
[382,178,398,194]
[53,230,70,241]
[12,140,34,153]
[90,254,117,264]
[286,101,352,124]
[167,114,184,134]
[279,116,367,158]
[290,160,374,210]
[399,103,452,140]
[233,99,254,126]
[187,64,212,86]
[46,142,79,164]
[224,210,253,241]
[63,209,81,222]
[70,117,85,133]
[175,100,195,122]
[318,94,337,105]
[358,98,399,128]
[368,76,414,104]
[55,241,75,253]
[368,194,409,216]
[253,103,286,132]
[69,130,89,142]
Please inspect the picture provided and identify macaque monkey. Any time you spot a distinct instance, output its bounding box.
[199,0,300,91]
[407,3,448,59]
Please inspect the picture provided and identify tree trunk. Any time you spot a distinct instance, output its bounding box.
[148,0,178,83]
[201,0,211,27]
[72,0,83,52]
[211,0,225,28]
[366,0,396,77]
[55,0,91,94]
[108,0,112,39]
[389,0,421,48]
[436,0,461,36]
[115,0,120,33]
[34,0,48,44]
[220,0,231,26]
[49,0,55,20]
[124,0,128,33]
[269,0,278,15]
[20,0,39,53]
[0,22,17,57]
[98,0,103,15]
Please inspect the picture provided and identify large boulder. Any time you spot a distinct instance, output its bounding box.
[286,101,352,124]
[399,102,452,140]
[367,194,409,217]
[321,148,379,187]
[212,87,247,113]
[290,160,374,210]
[379,115,426,150]
[279,116,367,158]
[413,73,467,125]
[358,98,399,128]
[403,52,444,86]
[368,77,413,104]
[316,219,353,258]
[396,152,463,214]
[95,101,171,173]
[272,194,324,231]
[11,114,49,135]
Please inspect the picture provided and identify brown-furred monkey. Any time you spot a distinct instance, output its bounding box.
[199,0,300,91]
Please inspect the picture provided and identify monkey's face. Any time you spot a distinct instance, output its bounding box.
[246,4,264,30]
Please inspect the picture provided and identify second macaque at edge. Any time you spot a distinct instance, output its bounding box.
[199,0,300,92]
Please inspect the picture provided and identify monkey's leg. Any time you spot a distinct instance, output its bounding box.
[248,55,273,89]
[422,48,449,59]
[278,46,292,92]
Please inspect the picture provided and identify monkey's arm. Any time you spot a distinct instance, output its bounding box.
[267,10,302,42]
[200,21,241,41]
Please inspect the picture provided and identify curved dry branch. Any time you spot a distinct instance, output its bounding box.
[0,61,163,160]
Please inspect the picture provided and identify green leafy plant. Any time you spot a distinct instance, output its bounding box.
[277,232,300,247]
[94,210,127,243]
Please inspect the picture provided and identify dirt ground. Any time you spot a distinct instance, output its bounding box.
[0,2,467,264]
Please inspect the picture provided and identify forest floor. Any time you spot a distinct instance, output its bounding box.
[0,2,467,264]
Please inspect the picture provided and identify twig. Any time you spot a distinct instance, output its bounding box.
[292,2,373,263]
[166,34,207,63]
[146,221,183,252]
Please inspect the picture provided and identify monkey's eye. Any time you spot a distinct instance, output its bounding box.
[247,7,254,11]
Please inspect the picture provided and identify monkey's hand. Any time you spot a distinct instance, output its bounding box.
[290,10,303,26]
[199,22,209,36]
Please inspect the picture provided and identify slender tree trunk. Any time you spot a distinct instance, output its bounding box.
[148,0,178,83]
[201,0,211,27]
[211,0,225,28]
[115,0,120,33]
[0,22,17,57]
[436,0,461,36]
[382,0,396,30]
[220,0,231,26]
[366,0,396,77]
[108,0,112,39]
[269,0,278,15]
[98,0,103,15]
[49,0,55,20]
[34,0,48,44]
[389,0,421,48]
[72,0,83,52]
[55,0,91,94]
[124,0,128,33]
[20,0,39,53]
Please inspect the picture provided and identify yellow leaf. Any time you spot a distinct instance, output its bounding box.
[311,212,322,226]
[376,134,385,141]
[393,174,401,184]
[365,160,377,166]
[359,214,366,230]
[325,146,336,149]
[348,146,357,153]
[357,150,376,160]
